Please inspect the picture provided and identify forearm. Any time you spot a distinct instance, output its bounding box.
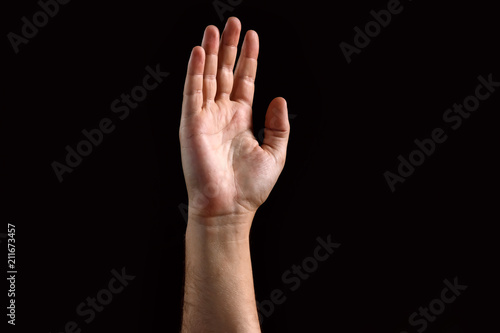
[181,214,261,333]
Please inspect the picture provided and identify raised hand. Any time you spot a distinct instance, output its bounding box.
[179,17,290,224]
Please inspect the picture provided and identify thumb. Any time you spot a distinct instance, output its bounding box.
[262,97,290,164]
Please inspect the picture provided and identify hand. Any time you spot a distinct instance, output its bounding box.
[179,17,290,224]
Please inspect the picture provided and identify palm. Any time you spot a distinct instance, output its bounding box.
[180,18,290,219]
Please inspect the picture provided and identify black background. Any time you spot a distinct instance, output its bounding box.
[3,0,499,332]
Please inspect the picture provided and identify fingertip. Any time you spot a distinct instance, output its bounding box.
[202,26,220,54]
[223,17,242,41]
[188,46,205,72]
[205,25,219,33]
[272,97,287,113]
[203,25,220,41]
[242,30,259,58]
[226,16,241,29]
[246,29,259,41]
[263,97,290,164]
[191,46,205,59]
[266,97,290,132]
[192,45,202,53]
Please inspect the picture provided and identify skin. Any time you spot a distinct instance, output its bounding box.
[180,17,290,332]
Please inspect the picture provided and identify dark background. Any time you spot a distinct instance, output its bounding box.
[3,0,499,332]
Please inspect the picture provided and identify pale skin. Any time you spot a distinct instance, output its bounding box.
[180,17,290,333]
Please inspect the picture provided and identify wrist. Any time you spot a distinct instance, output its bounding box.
[186,212,255,244]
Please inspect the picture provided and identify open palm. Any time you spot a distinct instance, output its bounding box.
[180,17,290,221]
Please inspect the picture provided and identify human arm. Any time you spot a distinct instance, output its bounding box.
[179,17,290,332]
